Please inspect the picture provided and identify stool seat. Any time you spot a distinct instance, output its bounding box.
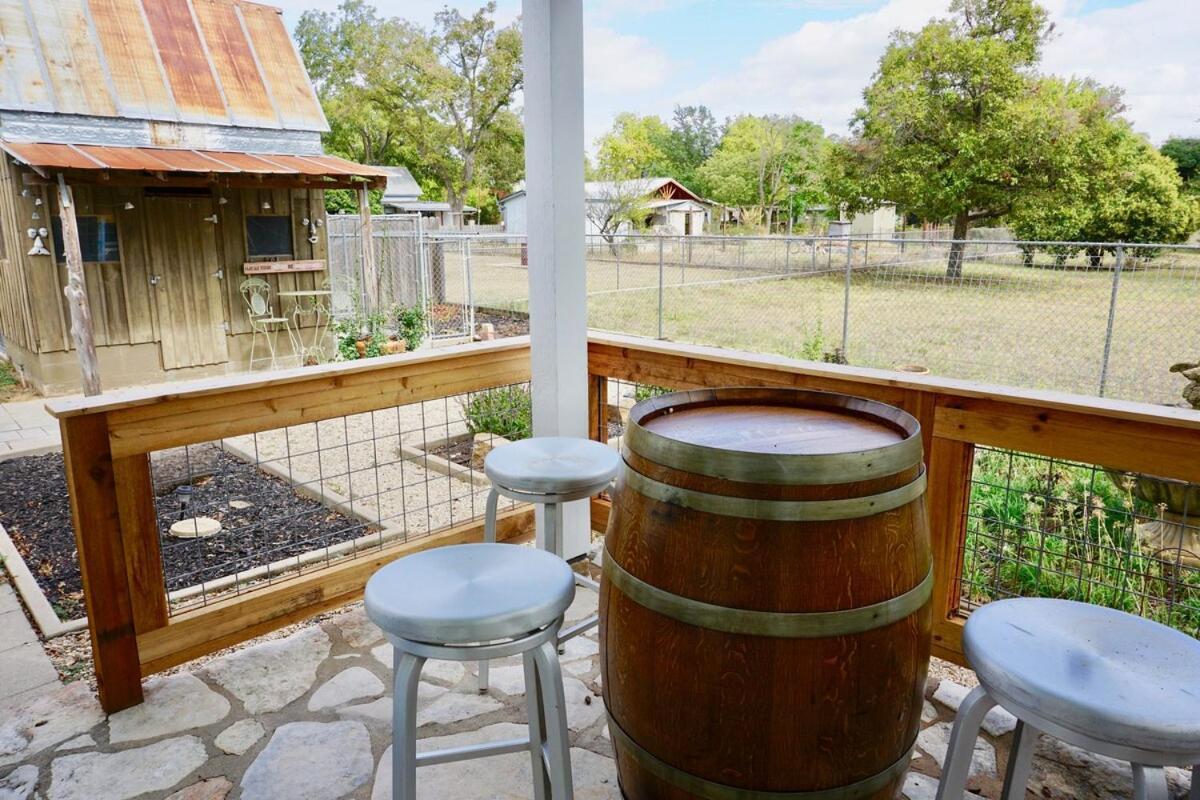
[365,544,575,645]
[485,437,620,495]
[964,598,1200,756]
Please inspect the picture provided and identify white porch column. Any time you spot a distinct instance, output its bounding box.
[523,0,589,559]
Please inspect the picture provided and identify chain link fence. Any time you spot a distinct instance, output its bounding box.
[331,225,1200,406]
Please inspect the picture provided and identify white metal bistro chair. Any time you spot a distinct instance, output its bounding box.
[239,277,291,370]
[478,436,620,692]
[936,598,1200,800]
[366,543,576,800]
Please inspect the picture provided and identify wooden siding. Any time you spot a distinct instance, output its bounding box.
[0,165,326,374]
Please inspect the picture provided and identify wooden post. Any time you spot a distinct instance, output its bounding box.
[61,413,144,711]
[926,434,975,663]
[357,185,378,313]
[524,0,589,558]
[57,175,101,396]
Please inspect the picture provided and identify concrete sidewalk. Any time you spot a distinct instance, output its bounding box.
[0,581,60,708]
[0,399,60,456]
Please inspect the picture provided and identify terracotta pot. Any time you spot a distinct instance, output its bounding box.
[383,339,407,355]
[354,339,367,358]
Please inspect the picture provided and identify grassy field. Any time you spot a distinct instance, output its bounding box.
[444,238,1200,406]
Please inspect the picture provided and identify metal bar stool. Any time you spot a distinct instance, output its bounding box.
[366,543,577,800]
[936,598,1200,800]
[480,436,620,692]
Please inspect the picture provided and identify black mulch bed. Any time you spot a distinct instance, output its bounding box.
[474,308,530,338]
[0,450,376,620]
[429,437,476,469]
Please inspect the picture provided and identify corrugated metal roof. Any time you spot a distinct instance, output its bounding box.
[0,0,327,132]
[0,141,386,183]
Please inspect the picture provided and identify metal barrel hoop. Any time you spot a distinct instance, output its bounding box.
[606,713,916,800]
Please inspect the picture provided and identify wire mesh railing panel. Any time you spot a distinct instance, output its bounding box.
[961,446,1200,637]
[152,383,530,615]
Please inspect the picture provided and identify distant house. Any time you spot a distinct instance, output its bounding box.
[380,166,476,228]
[499,177,710,237]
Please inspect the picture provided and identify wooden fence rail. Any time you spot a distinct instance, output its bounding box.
[49,332,1200,711]
[585,332,1200,665]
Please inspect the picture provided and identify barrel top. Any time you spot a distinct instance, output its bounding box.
[642,403,903,456]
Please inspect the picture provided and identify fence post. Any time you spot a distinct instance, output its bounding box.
[784,237,791,273]
[841,237,853,355]
[657,236,665,339]
[61,413,145,712]
[811,237,817,273]
[1097,244,1125,397]
[464,237,476,339]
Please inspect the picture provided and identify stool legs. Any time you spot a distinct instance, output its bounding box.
[935,685,997,800]
[537,502,563,558]
[1133,765,1169,800]
[530,639,574,800]
[392,650,427,800]
[524,649,551,800]
[478,489,501,693]
[1001,720,1039,800]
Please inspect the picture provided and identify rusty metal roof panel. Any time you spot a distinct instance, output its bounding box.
[0,0,327,133]
[138,0,229,123]
[236,1,326,131]
[191,0,277,128]
[87,0,179,119]
[0,141,103,170]
[27,0,118,118]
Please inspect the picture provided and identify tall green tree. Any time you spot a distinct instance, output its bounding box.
[594,113,674,179]
[831,0,1056,276]
[1161,137,1200,190]
[698,115,825,230]
[662,105,721,195]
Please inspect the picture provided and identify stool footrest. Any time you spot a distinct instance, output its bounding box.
[415,736,531,767]
[559,614,599,644]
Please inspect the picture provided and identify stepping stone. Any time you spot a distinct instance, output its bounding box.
[0,764,37,800]
[204,628,330,714]
[417,692,504,728]
[164,777,233,800]
[902,772,984,800]
[0,683,104,768]
[168,516,222,539]
[371,723,621,800]
[240,721,372,800]
[564,677,605,732]
[57,734,96,752]
[917,722,997,779]
[332,608,384,648]
[370,645,466,686]
[338,684,446,729]
[931,680,1018,736]
[214,720,265,756]
[108,674,230,744]
[560,636,598,663]
[921,701,937,723]
[47,736,208,800]
[307,667,384,711]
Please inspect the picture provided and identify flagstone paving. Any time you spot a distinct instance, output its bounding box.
[0,584,1194,799]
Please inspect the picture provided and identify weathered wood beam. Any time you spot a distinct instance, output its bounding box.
[57,174,101,396]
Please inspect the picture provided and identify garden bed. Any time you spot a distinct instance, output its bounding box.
[0,450,376,621]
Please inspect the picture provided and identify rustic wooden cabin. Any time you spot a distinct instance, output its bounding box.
[0,0,384,393]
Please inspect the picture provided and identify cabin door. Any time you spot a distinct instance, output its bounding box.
[144,197,229,370]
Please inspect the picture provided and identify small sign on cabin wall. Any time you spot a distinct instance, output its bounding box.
[242,260,326,275]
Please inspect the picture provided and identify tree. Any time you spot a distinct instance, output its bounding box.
[370,3,523,214]
[585,176,654,244]
[1009,80,1198,262]
[1161,138,1200,190]
[296,0,415,166]
[595,114,673,179]
[831,0,1056,277]
[698,115,825,230]
[662,105,721,195]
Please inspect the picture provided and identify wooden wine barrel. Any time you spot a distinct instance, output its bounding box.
[600,387,932,800]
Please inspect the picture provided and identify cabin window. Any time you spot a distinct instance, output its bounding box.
[246,215,294,259]
[51,215,120,263]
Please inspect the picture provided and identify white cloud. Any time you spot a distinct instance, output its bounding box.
[681,0,1199,143]
[585,26,673,95]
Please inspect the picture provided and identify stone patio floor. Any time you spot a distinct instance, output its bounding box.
[1,583,1195,800]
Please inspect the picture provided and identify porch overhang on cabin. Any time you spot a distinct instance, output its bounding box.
[0,141,387,190]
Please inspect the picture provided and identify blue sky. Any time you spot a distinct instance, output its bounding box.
[277,0,1197,148]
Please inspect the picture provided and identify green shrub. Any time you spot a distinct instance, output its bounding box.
[633,384,671,403]
[464,385,532,441]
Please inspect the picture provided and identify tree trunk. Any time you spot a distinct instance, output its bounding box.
[1021,245,1034,268]
[57,176,101,396]
[1086,246,1103,269]
[946,212,970,279]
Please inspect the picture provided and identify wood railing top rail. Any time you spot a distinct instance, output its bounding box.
[46,335,532,419]
[587,331,1200,434]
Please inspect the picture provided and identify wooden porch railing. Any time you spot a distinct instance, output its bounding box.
[50,332,1200,711]
[585,332,1200,665]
